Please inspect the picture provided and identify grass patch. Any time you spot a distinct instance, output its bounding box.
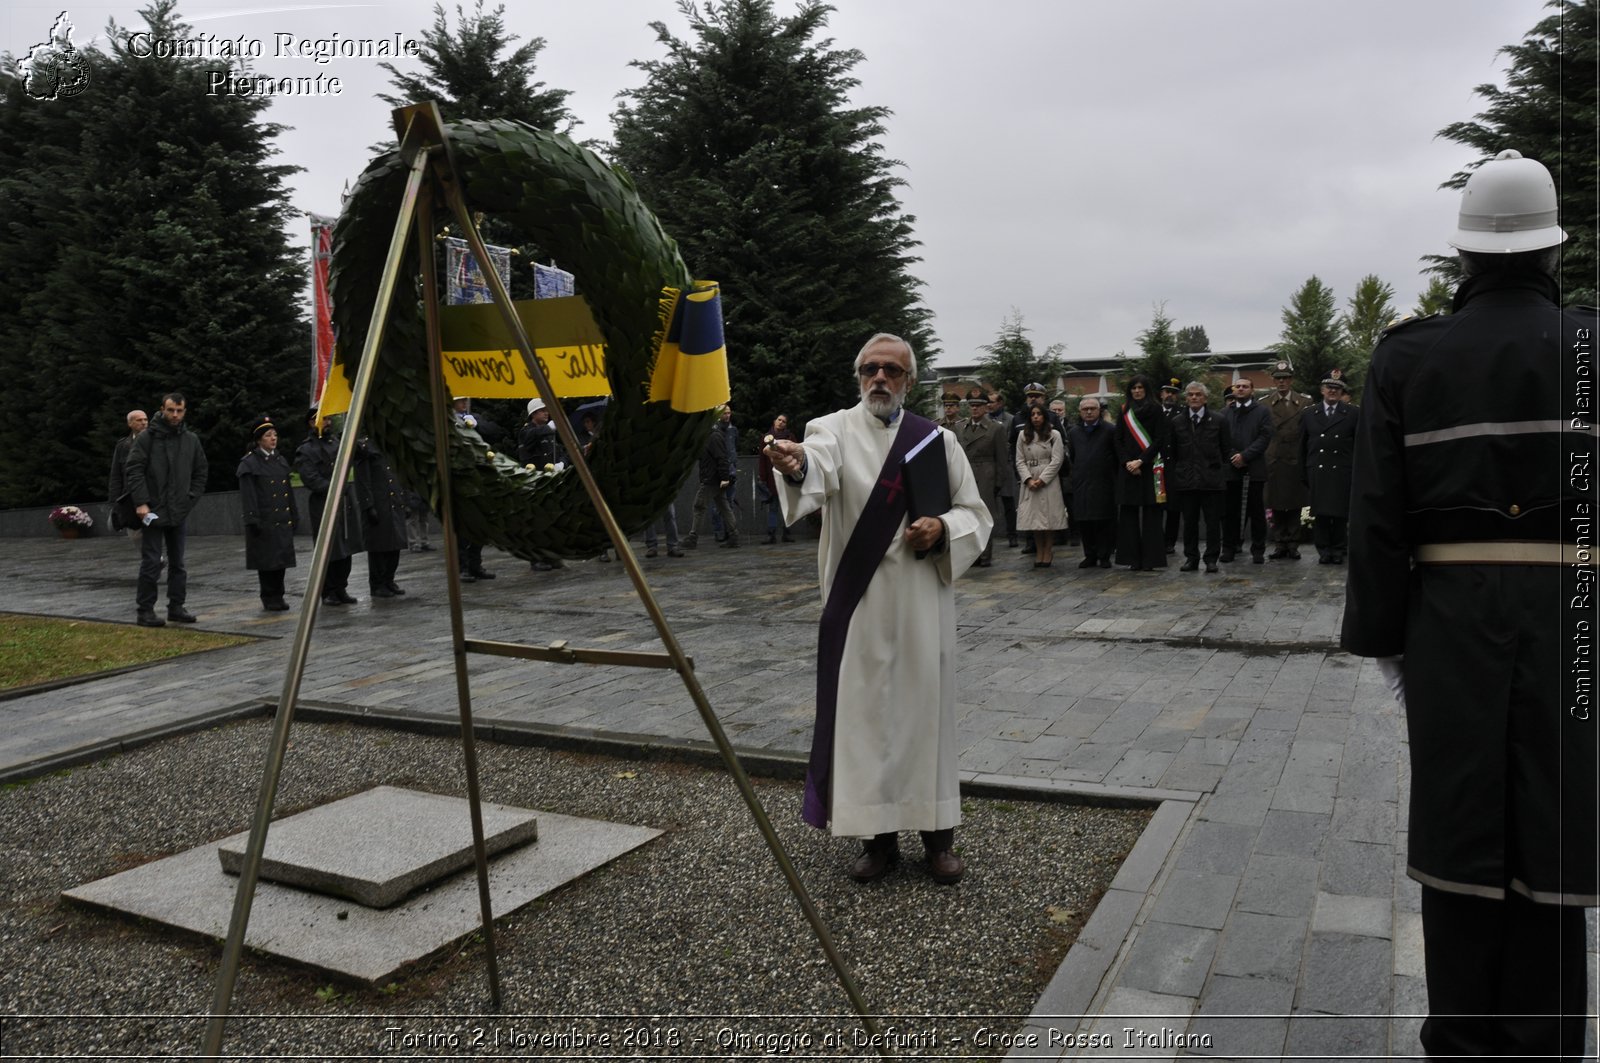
[0,613,252,691]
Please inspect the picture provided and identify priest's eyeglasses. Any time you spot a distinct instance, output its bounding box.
[857,362,907,380]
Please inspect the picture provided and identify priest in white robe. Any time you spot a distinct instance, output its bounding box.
[769,332,991,884]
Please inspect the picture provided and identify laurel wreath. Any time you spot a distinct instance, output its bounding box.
[330,119,714,561]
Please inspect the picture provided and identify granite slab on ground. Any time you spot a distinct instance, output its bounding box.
[215,785,539,907]
[65,802,659,984]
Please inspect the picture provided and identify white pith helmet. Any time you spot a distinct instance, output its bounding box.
[527,397,546,415]
[1448,149,1567,253]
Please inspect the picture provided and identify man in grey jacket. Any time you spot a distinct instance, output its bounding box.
[125,392,208,626]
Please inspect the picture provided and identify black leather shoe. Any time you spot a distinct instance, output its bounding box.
[1219,550,1236,562]
[333,590,358,604]
[1098,558,1112,568]
[975,556,991,567]
[471,569,496,580]
[1205,561,1218,573]
[1252,554,1264,564]
[849,837,900,883]
[385,582,405,595]
[1078,557,1096,569]
[927,849,965,885]
[321,594,346,606]
[1268,547,1291,560]
[1179,559,1199,572]
[459,570,477,583]
[136,609,165,628]
[645,547,658,558]
[371,586,397,599]
[263,597,290,612]
[166,607,197,623]
[1318,555,1331,564]
[667,548,685,558]
[1287,549,1302,560]
[1329,553,1344,564]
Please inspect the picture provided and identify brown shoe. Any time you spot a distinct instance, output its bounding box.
[927,848,965,885]
[849,835,899,882]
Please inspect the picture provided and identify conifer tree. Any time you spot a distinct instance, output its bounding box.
[1121,304,1218,396]
[610,0,934,438]
[0,0,304,507]
[379,1,574,132]
[1424,0,1596,305]
[976,311,1065,415]
[1175,325,1211,354]
[1274,277,1350,397]
[1414,276,1455,317]
[1339,274,1397,398]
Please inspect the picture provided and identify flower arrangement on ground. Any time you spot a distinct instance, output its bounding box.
[48,505,94,530]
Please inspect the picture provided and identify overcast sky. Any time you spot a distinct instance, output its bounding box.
[6,0,1552,367]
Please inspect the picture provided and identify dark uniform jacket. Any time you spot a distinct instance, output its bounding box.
[957,415,1008,504]
[125,416,208,528]
[1340,271,1597,905]
[989,410,1017,499]
[516,420,565,468]
[1113,399,1169,507]
[237,447,298,571]
[1264,389,1311,510]
[354,441,409,554]
[1300,400,1359,518]
[1167,408,1232,493]
[1065,421,1118,520]
[294,430,365,562]
[1221,399,1272,482]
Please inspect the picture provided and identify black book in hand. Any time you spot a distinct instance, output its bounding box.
[902,431,950,559]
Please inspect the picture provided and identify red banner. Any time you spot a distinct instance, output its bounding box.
[309,213,337,403]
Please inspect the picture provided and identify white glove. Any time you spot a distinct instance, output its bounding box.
[1377,656,1405,710]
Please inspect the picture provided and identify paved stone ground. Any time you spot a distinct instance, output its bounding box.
[2,530,1595,1059]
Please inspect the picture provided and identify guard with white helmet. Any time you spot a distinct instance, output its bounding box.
[1342,149,1595,1058]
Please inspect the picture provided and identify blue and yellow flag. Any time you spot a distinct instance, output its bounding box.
[649,281,729,413]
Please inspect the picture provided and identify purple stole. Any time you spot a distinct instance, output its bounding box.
[802,410,940,829]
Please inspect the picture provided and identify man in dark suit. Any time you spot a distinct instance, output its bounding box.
[1299,368,1359,563]
[1220,379,1272,563]
[1065,397,1117,568]
[1167,382,1231,573]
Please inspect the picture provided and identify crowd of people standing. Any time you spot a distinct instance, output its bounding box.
[932,364,1358,575]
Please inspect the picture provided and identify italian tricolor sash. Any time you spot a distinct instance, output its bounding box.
[1124,407,1167,504]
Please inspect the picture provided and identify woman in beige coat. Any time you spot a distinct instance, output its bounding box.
[1015,406,1066,566]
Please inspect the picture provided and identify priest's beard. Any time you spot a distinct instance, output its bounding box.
[861,381,905,419]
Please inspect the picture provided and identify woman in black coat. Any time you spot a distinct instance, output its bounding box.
[1114,375,1170,570]
[238,415,299,610]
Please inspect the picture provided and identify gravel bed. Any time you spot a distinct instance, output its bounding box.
[0,719,1150,1059]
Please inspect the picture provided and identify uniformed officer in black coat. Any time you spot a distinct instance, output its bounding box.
[355,439,410,599]
[295,408,366,606]
[1298,367,1359,563]
[1341,149,1596,1059]
[237,415,299,611]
